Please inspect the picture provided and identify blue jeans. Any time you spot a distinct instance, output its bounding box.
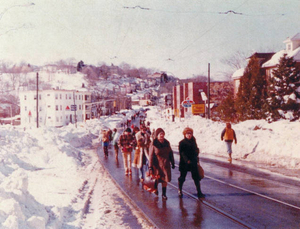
[139,160,148,180]
[225,141,233,155]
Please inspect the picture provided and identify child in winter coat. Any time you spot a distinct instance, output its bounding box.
[221,123,237,161]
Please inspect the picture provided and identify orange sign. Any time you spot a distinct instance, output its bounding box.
[192,104,205,114]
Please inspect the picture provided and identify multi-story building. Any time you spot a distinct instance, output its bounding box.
[173,81,232,118]
[19,89,91,127]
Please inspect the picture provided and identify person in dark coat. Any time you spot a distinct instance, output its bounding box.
[149,128,175,200]
[178,127,205,199]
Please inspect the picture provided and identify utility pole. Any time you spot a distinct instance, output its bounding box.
[36,72,39,128]
[207,63,210,119]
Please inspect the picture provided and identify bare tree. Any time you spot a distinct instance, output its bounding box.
[221,51,248,70]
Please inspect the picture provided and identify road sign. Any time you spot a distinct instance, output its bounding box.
[181,98,195,108]
[192,104,205,114]
[71,105,77,111]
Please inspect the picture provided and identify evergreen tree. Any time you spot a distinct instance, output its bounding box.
[247,57,268,119]
[268,54,300,120]
[235,57,267,120]
[216,90,236,122]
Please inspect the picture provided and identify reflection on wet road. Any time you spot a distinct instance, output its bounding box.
[98,145,300,228]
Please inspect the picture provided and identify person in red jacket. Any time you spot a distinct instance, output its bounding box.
[221,123,237,161]
[119,128,137,175]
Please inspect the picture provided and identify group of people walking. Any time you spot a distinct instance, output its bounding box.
[100,124,207,201]
[100,122,237,201]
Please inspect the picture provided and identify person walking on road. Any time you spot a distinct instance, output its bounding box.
[178,127,205,199]
[149,128,175,200]
[111,128,120,160]
[221,123,237,161]
[119,128,136,175]
[133,126,151,181]
[101,130,109,157]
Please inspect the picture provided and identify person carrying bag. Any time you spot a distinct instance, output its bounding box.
[178,127,205,199]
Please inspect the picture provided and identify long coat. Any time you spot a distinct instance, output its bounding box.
[149,138,175,182]
[133,131,151,168]
[178,136,199,175]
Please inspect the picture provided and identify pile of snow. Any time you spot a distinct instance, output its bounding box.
[0,105,299,228]
[146,107,300,169]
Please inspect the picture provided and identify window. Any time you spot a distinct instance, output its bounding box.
[39,94,41,100]
[69,94,71,99]
[79,95,81,100]
[79,105,81,110]
[39,107,42,111]
[34,95,37,100]
[56,117,59,122]
[60,94,62,99]
[24,95,27,100]
[60,105,62,110]
[56,105,58,111]
[25,106,27,111]
[66,94,68,99]
[55,94,58,99]
[47,94,50,96]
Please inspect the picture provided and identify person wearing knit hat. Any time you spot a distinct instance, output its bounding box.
[155,128,165,138]
[148,127,175,200]
[178,127,205,199]
[182,127,193,135]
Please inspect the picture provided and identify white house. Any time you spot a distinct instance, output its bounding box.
[263,33,300,79]
[19,89,92,127]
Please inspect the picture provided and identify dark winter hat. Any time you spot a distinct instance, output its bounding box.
[125,128,132,133]
[183,127,193,135]
[155,128,165,137]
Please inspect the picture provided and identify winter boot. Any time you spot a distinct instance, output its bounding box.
[162,187,167,200]
[178,180,183,198]
[195,180,205,199]
[154,181,158,195]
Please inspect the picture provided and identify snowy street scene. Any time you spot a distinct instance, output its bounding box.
[1,1,300,228]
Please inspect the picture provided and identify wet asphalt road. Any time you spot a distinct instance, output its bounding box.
[97,144,300,229]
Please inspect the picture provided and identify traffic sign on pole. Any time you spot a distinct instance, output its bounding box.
[181,97,195,108]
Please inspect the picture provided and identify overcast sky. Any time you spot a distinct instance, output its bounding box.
[1,0,300,79]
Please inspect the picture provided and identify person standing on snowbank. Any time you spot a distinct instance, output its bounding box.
[148,128,175,200]
[178,127,205,199]
[221,123,237,161]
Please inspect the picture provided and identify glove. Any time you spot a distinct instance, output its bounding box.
[172,164,175,169]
